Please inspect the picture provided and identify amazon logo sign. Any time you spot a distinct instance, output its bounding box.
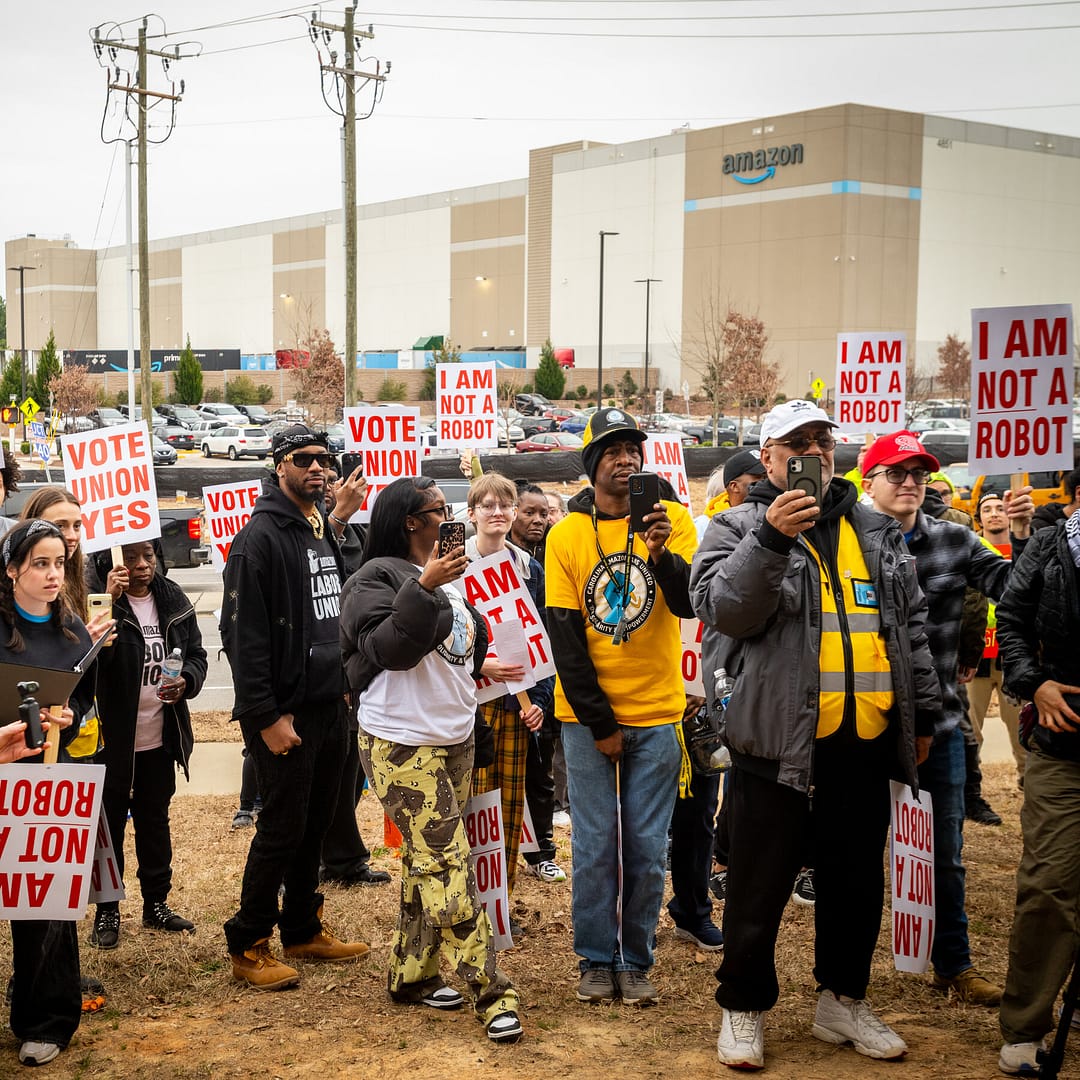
[722,143,804,186]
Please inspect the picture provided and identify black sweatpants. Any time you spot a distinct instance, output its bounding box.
[523,721,559,866]
[715,739,892,1012]
[320,728,373,877]
[10,919,80,1048]
[224,703,347,954]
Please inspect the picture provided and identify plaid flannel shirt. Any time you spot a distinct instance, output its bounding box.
[903,510,1023,740]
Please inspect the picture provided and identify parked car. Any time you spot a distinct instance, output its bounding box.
[157,404,203,428]
[496,418,525,447]
[515,432,584,453]
[62,415,96,434]
[325,424,346,453]
[155,424,195,451]
[200,425,271,460]
[262,419,296,441]
[519,415,556,439]
[908,417,969,435]
[88,407,126,428]
[199,402,246,424]
[236,404,272,425]
[515,393,554,416]
[152,435,177,466]
[558,414,589,435]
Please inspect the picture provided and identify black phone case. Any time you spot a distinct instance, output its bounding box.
[341,452,364,479]
[787,456,822,505]
[628,472,660,533]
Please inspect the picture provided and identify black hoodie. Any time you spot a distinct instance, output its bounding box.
[220,479,345,732]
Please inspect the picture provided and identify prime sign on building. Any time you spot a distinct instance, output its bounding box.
[969,303,1074,473]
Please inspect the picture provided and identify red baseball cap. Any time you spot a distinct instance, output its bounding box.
[862,431,940,475]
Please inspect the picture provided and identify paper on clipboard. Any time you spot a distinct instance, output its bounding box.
[494,621,534,695]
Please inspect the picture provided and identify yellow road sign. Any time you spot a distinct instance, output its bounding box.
[19,397,40,422]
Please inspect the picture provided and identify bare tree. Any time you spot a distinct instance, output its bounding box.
[293,329,344,424]
[51,363,100,423]
[937,333,970,401]
[681,286,775,444]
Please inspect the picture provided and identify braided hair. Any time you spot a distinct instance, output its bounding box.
[0,521,80,652]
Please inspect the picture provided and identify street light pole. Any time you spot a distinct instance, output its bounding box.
[7,264,33,409]
[597,230,618,408]
[634,277,661,412]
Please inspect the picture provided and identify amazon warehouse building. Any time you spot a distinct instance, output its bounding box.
[6,103,1080,401]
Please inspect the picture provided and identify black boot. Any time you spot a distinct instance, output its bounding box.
[964,740,1002,826]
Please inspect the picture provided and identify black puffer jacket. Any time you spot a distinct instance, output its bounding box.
[94,572,207,783]
[997,523,1080,760]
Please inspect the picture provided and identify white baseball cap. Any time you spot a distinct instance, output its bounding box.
[758,400,838,444]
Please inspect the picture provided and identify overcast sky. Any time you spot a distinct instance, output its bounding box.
[3,0,1078,294]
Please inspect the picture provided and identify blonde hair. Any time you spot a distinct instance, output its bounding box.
[467,473,517,509]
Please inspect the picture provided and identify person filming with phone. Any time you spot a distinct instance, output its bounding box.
[691,400,942,1070]
[546,409,697,1007]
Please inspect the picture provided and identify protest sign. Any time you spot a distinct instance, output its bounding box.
[436,362,498,449]
[342,406,422,521]
[641,433,693,510]
[970,303,1075,473]
[461,551,555,705]
[890,781,935,973]
[0,763,106,920]
[203,479,263,573]
[680,618,705,697]
[463,788,512,950]
[519,800,540,854]
[63,422,160,553]
[835,332,906,433]
[88,808,125,905]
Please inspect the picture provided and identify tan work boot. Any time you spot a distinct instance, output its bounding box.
[283,928,370,962]
[230,939,301,991]
[931,966,1002,1005]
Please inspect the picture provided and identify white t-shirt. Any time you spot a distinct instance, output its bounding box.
[359,582,478,746]
[127,591,165,752]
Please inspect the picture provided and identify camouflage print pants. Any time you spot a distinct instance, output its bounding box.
[358,731,518,1025]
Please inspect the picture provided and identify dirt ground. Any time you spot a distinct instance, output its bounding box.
[0,756,1055,1079]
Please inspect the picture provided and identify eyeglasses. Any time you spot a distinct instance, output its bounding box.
[473,501,516,516]
[284,452,334,469]
[415,504,453,520]
[772,432,837,452]
[868,466,931,486]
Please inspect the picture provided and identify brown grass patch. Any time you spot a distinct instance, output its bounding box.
[0,764,1061,1077]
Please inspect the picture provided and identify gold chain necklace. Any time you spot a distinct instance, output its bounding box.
[306,508,324,540]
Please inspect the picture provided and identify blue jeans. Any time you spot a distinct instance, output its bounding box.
[562,721,681,973]
[917,725,970,978]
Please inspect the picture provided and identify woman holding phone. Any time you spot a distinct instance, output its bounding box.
[339,476,522,1044]
[0,519,95,1067]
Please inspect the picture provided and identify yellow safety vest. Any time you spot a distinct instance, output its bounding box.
[804,517,894,740]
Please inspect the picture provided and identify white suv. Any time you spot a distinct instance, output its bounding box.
[200,425,271,460]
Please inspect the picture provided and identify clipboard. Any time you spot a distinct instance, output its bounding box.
[0,660,85,727]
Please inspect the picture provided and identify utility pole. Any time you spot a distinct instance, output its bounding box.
[91,17,197,438]
[310,9,389,408]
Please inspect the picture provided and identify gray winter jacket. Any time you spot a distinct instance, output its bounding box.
[690,495,941,793]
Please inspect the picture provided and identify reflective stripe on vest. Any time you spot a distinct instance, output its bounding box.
[805,517,894,740]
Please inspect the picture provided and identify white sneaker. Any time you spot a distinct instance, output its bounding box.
[552,810,571,828]
[717,1008,765,1070]
[19,1041,61,1065]
[998,1040,1046,1074]
[812,992,907,1060]
[524,859,567,883]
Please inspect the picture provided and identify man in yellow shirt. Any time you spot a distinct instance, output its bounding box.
[546,409,696,1007]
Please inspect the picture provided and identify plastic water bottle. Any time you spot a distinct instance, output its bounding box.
[709,668,736,771]
[158,648,183,702]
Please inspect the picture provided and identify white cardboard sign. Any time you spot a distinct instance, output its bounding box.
[203,479,263,573]
[463,788,512,950]
[436,362,498,449]
[461,551,556,705]
[680,618,705,697]
[834,332,907,433]
[969,303,1075,473]
[342,406,422,522]
[519,800,540,854]
[88,807,126,905]
[62,422,161,553]
[889,780,935,973]
[641,433,693,511]
[0,764,106,920]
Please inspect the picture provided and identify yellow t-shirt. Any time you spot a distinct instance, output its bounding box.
[545,499,697,727]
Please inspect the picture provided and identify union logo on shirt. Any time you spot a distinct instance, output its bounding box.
[583,551,656,639]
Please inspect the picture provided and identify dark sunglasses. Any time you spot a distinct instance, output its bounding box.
[414,504,453,521]
[284,452,334,469]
